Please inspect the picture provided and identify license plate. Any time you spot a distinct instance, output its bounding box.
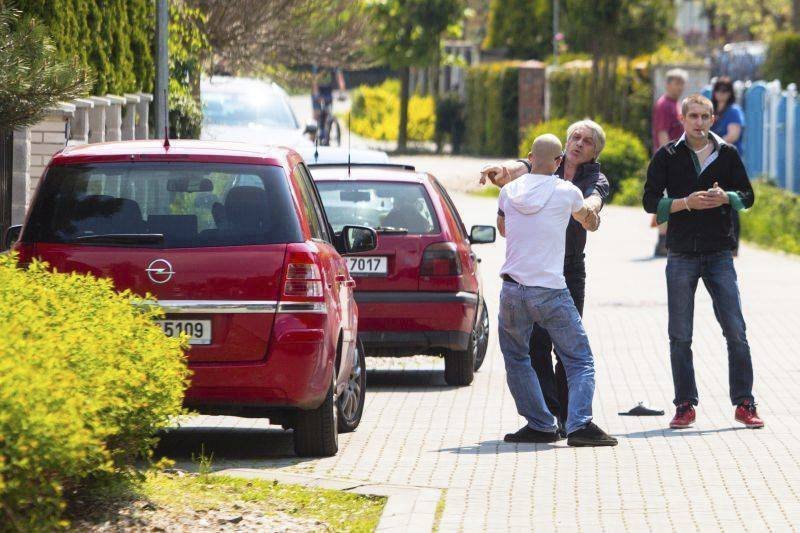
[156,320,212,345]
[347,256,387,276]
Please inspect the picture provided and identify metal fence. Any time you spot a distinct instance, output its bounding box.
[705,80,800,194]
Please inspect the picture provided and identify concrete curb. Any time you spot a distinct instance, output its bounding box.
[213,468,441,532]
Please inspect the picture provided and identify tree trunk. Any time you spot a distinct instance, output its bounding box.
[399,66,410,152]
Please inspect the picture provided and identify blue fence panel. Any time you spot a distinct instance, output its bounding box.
[776,96,787,189]
[794,103,800,193]
[742,83,766,178]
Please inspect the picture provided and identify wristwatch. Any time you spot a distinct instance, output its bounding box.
[516,159,532,173]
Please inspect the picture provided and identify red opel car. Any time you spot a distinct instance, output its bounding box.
[310,163,495,386]
[6,140,377,457]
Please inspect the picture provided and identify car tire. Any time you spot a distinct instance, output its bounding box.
[293,375,338,457]
[337,338,366,433]
[473,301,490,372]
[444,346,475,387]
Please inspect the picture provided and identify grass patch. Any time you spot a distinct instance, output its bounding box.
[469,186,501,198]
[142,472,385,532]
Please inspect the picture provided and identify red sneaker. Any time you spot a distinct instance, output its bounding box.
[669,402,696,429]
[735,400,764,428]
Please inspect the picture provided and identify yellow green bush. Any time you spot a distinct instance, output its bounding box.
[0,256,189,530]
[519,118,649,203]
[348,79,435,142]
[740,181,800,255]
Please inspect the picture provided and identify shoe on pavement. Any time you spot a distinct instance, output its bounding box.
[567,422,618,447]
[504,425,559,443]
[735,400,764,429]
[669,402,696,429]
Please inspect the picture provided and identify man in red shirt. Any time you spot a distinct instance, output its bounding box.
[653,69,687,152]
[651,68,687,256]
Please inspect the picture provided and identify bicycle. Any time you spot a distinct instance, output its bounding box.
[316,94,341,147]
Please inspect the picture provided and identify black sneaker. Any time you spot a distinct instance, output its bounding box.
[567,422,618,447]
[504,425,559,443]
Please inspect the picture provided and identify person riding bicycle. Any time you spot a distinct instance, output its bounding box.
[311,66,346,145]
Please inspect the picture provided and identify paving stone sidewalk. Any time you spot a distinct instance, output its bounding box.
[169,188,800,531]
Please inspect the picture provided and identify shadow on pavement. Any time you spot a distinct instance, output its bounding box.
[437,440,558,455]
[631,255,667,262]
[154,426,309,467]
[618,426,748,439]
[366,368,454,391]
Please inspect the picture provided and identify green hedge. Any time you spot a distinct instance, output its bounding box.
[519,118,649,203]
[0,256,189,530]
[349,79,435,142]
[464,62,520,156]
[740,181,800,254]
[548,62,651,151]
[762,32,800,86]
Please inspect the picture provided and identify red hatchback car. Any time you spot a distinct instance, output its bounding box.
[311,163,495,385]
[7,140,377,457]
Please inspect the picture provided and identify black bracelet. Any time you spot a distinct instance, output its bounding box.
[516,159,532,173]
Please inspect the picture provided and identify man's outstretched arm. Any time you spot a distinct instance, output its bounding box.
[480,160,529,187]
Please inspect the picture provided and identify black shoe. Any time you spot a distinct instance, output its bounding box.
[567,422,618,447]
[556,421,567,440]
[504,425,559,443]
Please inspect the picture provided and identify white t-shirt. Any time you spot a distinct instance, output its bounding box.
[498,173,584,289]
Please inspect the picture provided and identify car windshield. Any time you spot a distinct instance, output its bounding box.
[24,163,303,248]
[202,83,299,129]
[316,181,439,234]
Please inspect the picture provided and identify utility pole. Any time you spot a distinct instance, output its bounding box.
[552,0,559,65]
[155,0,169,139]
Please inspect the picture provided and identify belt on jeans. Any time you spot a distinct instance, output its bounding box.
[502,274,519,284]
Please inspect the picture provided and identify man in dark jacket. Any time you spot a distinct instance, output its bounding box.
[480,120,609,435]
[642,93,764,430]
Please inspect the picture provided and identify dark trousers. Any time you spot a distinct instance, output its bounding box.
[529,256,586,425]
[666,250,754,406]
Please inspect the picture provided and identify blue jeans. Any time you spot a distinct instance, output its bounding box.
[498,281,595,435]
[666,250,754,406]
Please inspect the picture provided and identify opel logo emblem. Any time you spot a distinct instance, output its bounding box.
[146,259,175,284]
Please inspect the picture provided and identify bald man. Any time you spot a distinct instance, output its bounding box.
[497,134,617,447]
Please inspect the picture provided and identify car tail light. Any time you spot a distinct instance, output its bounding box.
[420,242,462,276]
[283,251,324,299]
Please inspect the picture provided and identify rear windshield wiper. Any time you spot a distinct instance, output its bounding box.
[372,226,408,235]
[72,233,165,245]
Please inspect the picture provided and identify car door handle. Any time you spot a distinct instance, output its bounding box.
[345,279,357,287]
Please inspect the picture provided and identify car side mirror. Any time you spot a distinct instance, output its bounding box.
[340,225,377,255]
[303,122,318,136]
[469,225,496,244]
[2,225,22,251]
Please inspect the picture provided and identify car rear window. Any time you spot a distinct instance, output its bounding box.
[316,181,440,234]
[24,162,303,248]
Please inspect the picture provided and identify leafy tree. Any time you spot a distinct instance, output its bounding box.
[484,0,552,59]
[0,6,91,131]
[187,0,372,72]
[562,0,673,122]
[365,0,465,150]
[168,1,210,138]
[703,0,791,41]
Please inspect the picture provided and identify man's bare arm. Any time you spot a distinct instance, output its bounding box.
[496,215,505,237]
[657,130,670,149]
[584,194,603,214]
[480,160,529,187]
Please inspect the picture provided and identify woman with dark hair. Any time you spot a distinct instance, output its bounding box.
[711,76,745,255]
[711,77,745,153]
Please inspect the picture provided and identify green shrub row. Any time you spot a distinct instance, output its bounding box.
[0,256,189,530]
[348,79,435,142]
[740,181,800,255]
[464,62,520,156]
[762,32,800,86]
[518,118,649,203]
[16,0,155,95]
[548,62,652,151]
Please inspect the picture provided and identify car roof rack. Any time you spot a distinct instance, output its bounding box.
[307,162,417,171]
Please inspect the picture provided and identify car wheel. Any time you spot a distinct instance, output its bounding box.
[337,338,366,433]
[293,374,338,457]
[473,302,490,371]
[444,344,475,387]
